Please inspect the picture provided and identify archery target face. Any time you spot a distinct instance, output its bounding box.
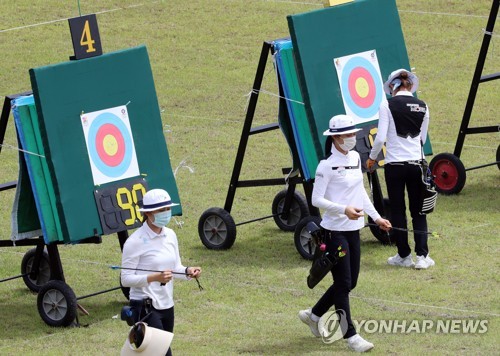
[81,105,139,185]
[334,50,386,124]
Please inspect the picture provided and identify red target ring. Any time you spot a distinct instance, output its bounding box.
[347,67,376,109]
[95,123,125,167]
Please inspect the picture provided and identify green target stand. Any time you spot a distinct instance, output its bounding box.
[198,0,433,258]
[287,0,433,156]
[0,15,180,327]
[28,44,181,243]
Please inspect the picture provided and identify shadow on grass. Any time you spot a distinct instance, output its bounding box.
[237,335,349,355]
[0,295,55,341]
[0,280,129,340]
[75,299,127,327]
[444,178,499,213]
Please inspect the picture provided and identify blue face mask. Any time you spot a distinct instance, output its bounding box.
[152,210,172,228]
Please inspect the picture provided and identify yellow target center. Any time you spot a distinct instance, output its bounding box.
[355,77,369,98]
[103,134,118,156]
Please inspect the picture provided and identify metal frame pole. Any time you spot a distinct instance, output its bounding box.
[224,41,273,213]
[454,0,499,158]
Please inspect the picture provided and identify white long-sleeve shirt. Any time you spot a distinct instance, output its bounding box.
[369,91,429,163]
[312,147,381,231]
[121,223,188,310]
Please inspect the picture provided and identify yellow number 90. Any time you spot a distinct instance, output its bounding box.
[116,183,147,226]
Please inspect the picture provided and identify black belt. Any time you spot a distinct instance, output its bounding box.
[130,297,153,312]
[322,229,342,239]
[386,160,422,165]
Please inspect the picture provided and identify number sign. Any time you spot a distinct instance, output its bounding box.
[68,14,102,60]
[94,177,147,235]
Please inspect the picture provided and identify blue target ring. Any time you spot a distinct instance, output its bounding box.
[87,112,133,178]
[341,56,384,119]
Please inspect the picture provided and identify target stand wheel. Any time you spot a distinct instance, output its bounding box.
[37,280,78,327]
[21,247,51,292]
[294,216,322,260]
[368,198,395,245]
[272,190,309,232]
[198,207,237,250]
[429,153,466,195]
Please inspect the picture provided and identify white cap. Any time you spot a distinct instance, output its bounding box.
[383,68,419,95]
[323,115,362,136]
[138,189,178,212]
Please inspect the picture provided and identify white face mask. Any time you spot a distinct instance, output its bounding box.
[339,136,356,152]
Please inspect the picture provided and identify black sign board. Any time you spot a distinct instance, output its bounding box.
[68,14,103,60]
[94,177,148,235]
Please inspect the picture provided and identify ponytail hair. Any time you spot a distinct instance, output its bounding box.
[398,71,413,90]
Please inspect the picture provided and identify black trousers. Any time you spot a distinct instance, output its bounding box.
[130,299,174,356]
[385,162,428,257]
[312,230,360,339]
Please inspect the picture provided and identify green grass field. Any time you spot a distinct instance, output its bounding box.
[0,0,498,355]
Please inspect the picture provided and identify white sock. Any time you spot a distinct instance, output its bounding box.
[310,313,320,322]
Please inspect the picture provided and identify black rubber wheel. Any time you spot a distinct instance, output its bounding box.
[272,190,310,232]
[198,207,237,250]
[368,198,395,245]
[21,247,51,292]
[496,144,500,170]
[429,153,466,195]
[37,280,77,327]
[294,216,323,260]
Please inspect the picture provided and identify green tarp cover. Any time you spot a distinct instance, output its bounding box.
[11,95,62,242]
[273,38,321,180]
[11,152,42,240]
